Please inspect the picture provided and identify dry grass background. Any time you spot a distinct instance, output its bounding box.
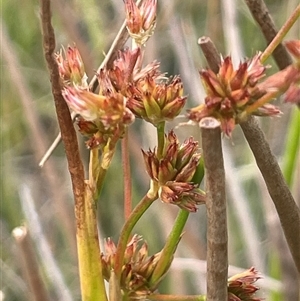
[1,0,300,300]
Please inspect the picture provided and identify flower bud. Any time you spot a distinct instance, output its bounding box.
[124,0,157,45]
[55,45,88,88]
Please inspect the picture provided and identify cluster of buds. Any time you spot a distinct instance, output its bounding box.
[124,0,157,45]
[187,53,281,136]
[101,235,171,299]
[228,267,262,301]
[55,46,88,88]
[142,131,206,212]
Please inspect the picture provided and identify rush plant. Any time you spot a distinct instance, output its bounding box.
[5,1,299,301]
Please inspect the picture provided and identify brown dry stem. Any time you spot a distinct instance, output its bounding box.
[198,36,221,73]
[200,117,228,301]
[244,0,292,69]
[39,0,85,215]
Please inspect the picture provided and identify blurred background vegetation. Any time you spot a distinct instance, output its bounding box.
[1,0,299,300]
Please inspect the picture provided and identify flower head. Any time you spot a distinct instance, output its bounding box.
[187,54,280,136]
[127,75,187,126]
[124,0,157,45]
[101,235,170,299]
[142,131,205,212]
[228,267,262,301]
[55,45,88,88]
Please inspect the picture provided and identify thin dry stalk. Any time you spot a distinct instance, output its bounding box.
[200,117,228,301]
[12,226,51,301]
[244,0,292,69]
[240,116,300,274]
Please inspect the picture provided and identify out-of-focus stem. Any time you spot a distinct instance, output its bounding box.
[240,116,300,273]
[12,226,51,301]
[244,0,292,69]
[18,185,73,301]
[200,117,228,301]
[150,210,189,287]
[122,129,132,220]
[282,109,300,187]
[260,4,300,64]
[114,193,158,280]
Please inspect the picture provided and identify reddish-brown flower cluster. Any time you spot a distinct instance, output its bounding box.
[124,0,157,45]
[188,53,281,136]
[142,131,206,212]
[228,267,262,301]
[101,235,170,299]
[56,45,186,150]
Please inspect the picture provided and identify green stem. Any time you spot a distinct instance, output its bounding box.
[147,294,206,301]
[114,192,158,280]
[77,184,108,301]
[282,109,300,187]
[260,4,300,63]
[157,121,166,159]
[149,209,189,287]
